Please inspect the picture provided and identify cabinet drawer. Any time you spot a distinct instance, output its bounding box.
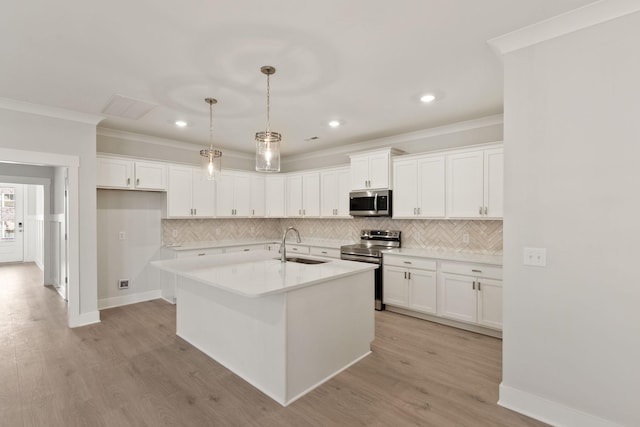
[286,245,310,254]
[175,248,224,258]
[309,247,340,259]
[224,245,264,253]
[440,261,502,279]
[384,255,436,271]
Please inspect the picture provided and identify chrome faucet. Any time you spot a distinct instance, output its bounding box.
[279,226,301,262]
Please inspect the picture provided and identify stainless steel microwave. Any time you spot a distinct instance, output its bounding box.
[349,190,392,217]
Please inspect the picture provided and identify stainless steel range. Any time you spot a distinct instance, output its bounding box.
[340,230,401,310]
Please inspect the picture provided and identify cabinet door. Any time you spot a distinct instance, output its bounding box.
[216,172,236,217]
[417,156,445,217]
[439,273,477,323]
[250,175,265,217]
[286,174,303,217]
[233,173,252,217]
[167,166,193,217]
[477,278,503,329]
[320,170,337,217]
[97,157,133,189]
[383,266,409,307]
[350,156,369,190]
[368,152,390,189]
[446,151,484,218]
[265,176,286,217]
[484,148,503,218]
[392,159,417,218]
[408,268,437,314]
[134,161,166,191]
[302,173,320,217]
[336,168,351,217]
[192,169,216,217]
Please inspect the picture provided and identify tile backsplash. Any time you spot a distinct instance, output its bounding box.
[163,218,502,255]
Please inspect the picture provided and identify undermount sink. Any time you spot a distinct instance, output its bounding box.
[275,257,328,265]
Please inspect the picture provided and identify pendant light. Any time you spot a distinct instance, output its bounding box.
[200,97,222,180]
[255,66,281,172]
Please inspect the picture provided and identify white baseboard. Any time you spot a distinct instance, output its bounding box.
[68,310,101,328]
[98,290,162,310]
[499,384,623,427]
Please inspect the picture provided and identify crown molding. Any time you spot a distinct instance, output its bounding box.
[488,0,640,56]
[282,114,503,164]
[0,97,104,125]
[97,127,252,161]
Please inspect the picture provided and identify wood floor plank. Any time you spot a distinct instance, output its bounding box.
[0,262,548,426]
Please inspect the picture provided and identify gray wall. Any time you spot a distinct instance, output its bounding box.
[501,10,640,427]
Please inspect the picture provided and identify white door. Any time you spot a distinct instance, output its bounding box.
[0,184,24,263]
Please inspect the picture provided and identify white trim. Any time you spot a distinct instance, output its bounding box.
[97,127,252,161]
[488,0,640,56]
[0,97,104,125]
[0,147,86,328]
[282,114,504,165]
[68,310,100,328]
[98,290,163,310]
[498,384,624,427]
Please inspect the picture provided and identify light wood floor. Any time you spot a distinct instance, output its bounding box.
[1,262,547,427]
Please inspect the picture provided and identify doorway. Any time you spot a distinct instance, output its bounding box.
[0,183,24,263]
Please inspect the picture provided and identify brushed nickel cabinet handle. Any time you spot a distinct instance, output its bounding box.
[472,281,476,290]
[194,208,197,215]
[417,207,421,215]
[484,206,488,215]
[472,269,482,273]
[403,261,412,264]
[478,282,482,291]
[136,178,140,186]
[404,271,407,279]
[408,272,411,280]
[198,253,205,256]
[479,206,483,215]
[127,178,131,186]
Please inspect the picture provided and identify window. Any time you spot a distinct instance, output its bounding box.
[0,187,16,241]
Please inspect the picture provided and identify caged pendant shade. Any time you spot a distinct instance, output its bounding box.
[255,66,281,172]
[200,97,222,180]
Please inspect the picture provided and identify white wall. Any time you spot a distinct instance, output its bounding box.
[96,189,164,308]
[0,105,100,324]
[500,10,640,427]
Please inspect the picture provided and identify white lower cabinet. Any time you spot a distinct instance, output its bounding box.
[439,261,503,330]
[383,255,437,315]
[383,255,503,333]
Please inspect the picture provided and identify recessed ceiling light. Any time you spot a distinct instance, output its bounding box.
[328,120,341,128]
[175,120,188,127]
[420,94,436,103]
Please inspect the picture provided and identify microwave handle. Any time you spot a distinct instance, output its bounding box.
[374,193,378,212]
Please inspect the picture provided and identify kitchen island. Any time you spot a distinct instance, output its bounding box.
[152,250,376,406]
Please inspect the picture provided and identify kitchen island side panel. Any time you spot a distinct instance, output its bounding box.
[176,278,288,405]
[285,270,374,403]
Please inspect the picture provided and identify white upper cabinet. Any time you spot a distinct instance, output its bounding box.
[216,171,253,217]
[286,172,320,217]
[167,165,215,218]
[393,155,445,218]
[265,175,286,218]
[350,148,400,190]
[97,156,167,191]
[320,166,350,218]
[445,146,503,219]
[250,174,266,217]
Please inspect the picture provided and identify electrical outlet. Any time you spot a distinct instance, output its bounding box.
[119,231,126,240]
[462,233,469,244]
[118,279,129,289]
[523,247,547,267]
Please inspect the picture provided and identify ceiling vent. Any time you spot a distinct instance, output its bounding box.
[102,94,158,120]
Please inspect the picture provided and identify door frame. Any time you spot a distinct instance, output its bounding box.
[0,147,81,327]
[0,182,25,263]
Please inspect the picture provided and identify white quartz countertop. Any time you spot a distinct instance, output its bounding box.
[382,248,503,266]
[152,250,376,297]
[164,238,355,252]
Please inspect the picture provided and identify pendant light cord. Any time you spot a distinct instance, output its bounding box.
[266,73,271,134]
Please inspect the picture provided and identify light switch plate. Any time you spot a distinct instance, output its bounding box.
[524,247,547,267]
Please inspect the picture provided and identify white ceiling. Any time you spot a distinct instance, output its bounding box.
[0,0,597,157]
